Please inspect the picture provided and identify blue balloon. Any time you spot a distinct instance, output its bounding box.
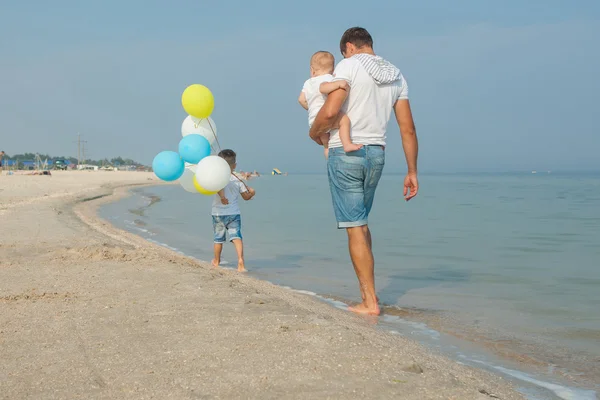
[152,151,184,181]
[178,134,211,164]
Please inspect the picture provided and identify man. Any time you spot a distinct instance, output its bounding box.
[309,27,419,315]
[0,151,4,175]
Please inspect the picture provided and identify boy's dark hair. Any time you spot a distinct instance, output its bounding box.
[218,149,236,166]
[340,27,373,55]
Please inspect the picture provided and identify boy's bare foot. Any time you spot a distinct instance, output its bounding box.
[211,259,220,268]
[348,302,380,316]
[237,260,247,273]
[343,143,363,153]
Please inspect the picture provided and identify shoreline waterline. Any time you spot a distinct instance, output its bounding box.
[98,179,599,400]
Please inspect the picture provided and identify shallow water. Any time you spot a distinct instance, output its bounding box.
[100,172,600,399]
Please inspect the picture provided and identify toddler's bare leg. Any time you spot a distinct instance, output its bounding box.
[320,133,330,159]
[337,113,362,153]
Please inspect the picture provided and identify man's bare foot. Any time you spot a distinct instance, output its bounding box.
[211,259,220,268]
[237,260,247,273]
[348,302,380,316]
[343,143,363,153]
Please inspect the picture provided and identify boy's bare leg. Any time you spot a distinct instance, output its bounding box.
[320,133,330,158]
[212,243,223,267]
[338,113,362,153]
[232,239,247,272]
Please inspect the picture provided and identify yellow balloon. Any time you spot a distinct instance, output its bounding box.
[182,84,215,119]
[193,176,217,195]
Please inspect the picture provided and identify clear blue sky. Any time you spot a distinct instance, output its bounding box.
[1,0,598,172]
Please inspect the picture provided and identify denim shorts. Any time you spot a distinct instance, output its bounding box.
[327,145,385,229]
[212,214,242,243]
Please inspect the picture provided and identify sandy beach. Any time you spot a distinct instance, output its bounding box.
[0,171,523,399]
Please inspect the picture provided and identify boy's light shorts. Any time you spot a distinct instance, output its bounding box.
[212,214,242,243]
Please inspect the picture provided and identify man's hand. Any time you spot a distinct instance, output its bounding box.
[403,173,418,201]
[311,134,323,145]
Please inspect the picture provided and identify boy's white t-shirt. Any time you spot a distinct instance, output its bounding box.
[328,57,408,148]
[301,74,334,127]
[211,175,248,216]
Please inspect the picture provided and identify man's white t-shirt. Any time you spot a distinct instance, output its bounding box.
[328,56,408,148]
[301,74,334,127]
[211,175,248,216]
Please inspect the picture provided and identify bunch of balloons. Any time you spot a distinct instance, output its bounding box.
[152,84,232,195]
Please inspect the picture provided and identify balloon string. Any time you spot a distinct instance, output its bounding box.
[205,118,222,154]
[231,172,250,192]
[199,117,250,194]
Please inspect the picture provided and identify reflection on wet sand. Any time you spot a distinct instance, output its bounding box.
[326,294,599,391]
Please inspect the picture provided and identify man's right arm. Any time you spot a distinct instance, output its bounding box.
[394,99,418,173]
[394,98,419,201]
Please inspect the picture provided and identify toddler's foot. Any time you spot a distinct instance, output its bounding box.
[237,259,247,273]
[343,143,363,153]
[211,259,220,268]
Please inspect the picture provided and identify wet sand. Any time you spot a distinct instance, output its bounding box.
[0,171,523,399]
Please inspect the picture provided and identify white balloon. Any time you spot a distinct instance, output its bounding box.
[195,156,231,192]
[181,115,217,147]
[178,166,198,193]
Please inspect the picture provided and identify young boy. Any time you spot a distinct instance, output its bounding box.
[298,51,362,157]
[211,149,256,272]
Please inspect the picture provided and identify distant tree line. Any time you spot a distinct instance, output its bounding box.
[4,153,144,167]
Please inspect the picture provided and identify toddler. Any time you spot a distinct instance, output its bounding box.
[298,51,362,156]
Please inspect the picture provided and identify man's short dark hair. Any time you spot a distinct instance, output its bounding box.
[340,27,373,55]
[218,149,236,166]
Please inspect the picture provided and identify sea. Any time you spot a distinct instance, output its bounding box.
[99,172,600,400]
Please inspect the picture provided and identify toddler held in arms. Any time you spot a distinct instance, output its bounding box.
[298,51,362,157]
